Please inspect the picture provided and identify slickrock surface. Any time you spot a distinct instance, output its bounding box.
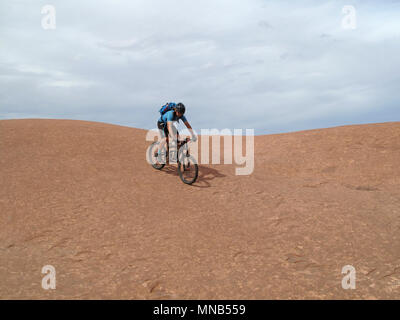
[1,119,399,299]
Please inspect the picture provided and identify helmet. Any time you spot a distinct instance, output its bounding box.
[175,103,186,115]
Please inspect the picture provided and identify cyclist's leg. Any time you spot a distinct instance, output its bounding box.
[156,121,168,156]
[168,127,179,163]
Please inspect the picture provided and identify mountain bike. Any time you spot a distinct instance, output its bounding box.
[148,133,199,185]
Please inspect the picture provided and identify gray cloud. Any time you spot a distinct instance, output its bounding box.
[1,0,399,134]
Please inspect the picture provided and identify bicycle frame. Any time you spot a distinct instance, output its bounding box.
[165,130,190,163]
[165,136,190,163]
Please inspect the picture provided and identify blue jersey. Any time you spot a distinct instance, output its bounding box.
[159,110,187,124]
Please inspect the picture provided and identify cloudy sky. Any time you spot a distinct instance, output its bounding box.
[1,0,399,134]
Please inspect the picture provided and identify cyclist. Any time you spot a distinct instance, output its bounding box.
[155,102,197,158]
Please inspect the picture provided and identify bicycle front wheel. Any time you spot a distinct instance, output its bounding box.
[178,155,198,185]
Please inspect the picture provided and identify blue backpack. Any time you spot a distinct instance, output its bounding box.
[159,102,176,115]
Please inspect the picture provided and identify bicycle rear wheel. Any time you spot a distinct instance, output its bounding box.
[148,141,166,170]
[178,155,198,185]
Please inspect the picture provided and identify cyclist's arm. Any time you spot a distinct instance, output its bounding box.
[164,111,178,141]
[183,121,197,141]
[167,121,178,141]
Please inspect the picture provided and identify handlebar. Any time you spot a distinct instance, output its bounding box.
[178,137,190,146]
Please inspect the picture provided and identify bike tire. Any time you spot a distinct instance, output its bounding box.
[149,142,166,170]
[178,155,199,185]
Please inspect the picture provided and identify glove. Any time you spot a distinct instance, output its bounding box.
[191,135,198,142]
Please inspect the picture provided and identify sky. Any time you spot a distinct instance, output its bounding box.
[0,0,399,135]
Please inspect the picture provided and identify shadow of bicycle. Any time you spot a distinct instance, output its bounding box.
[193,165,226,188]
[158,164,226,188]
